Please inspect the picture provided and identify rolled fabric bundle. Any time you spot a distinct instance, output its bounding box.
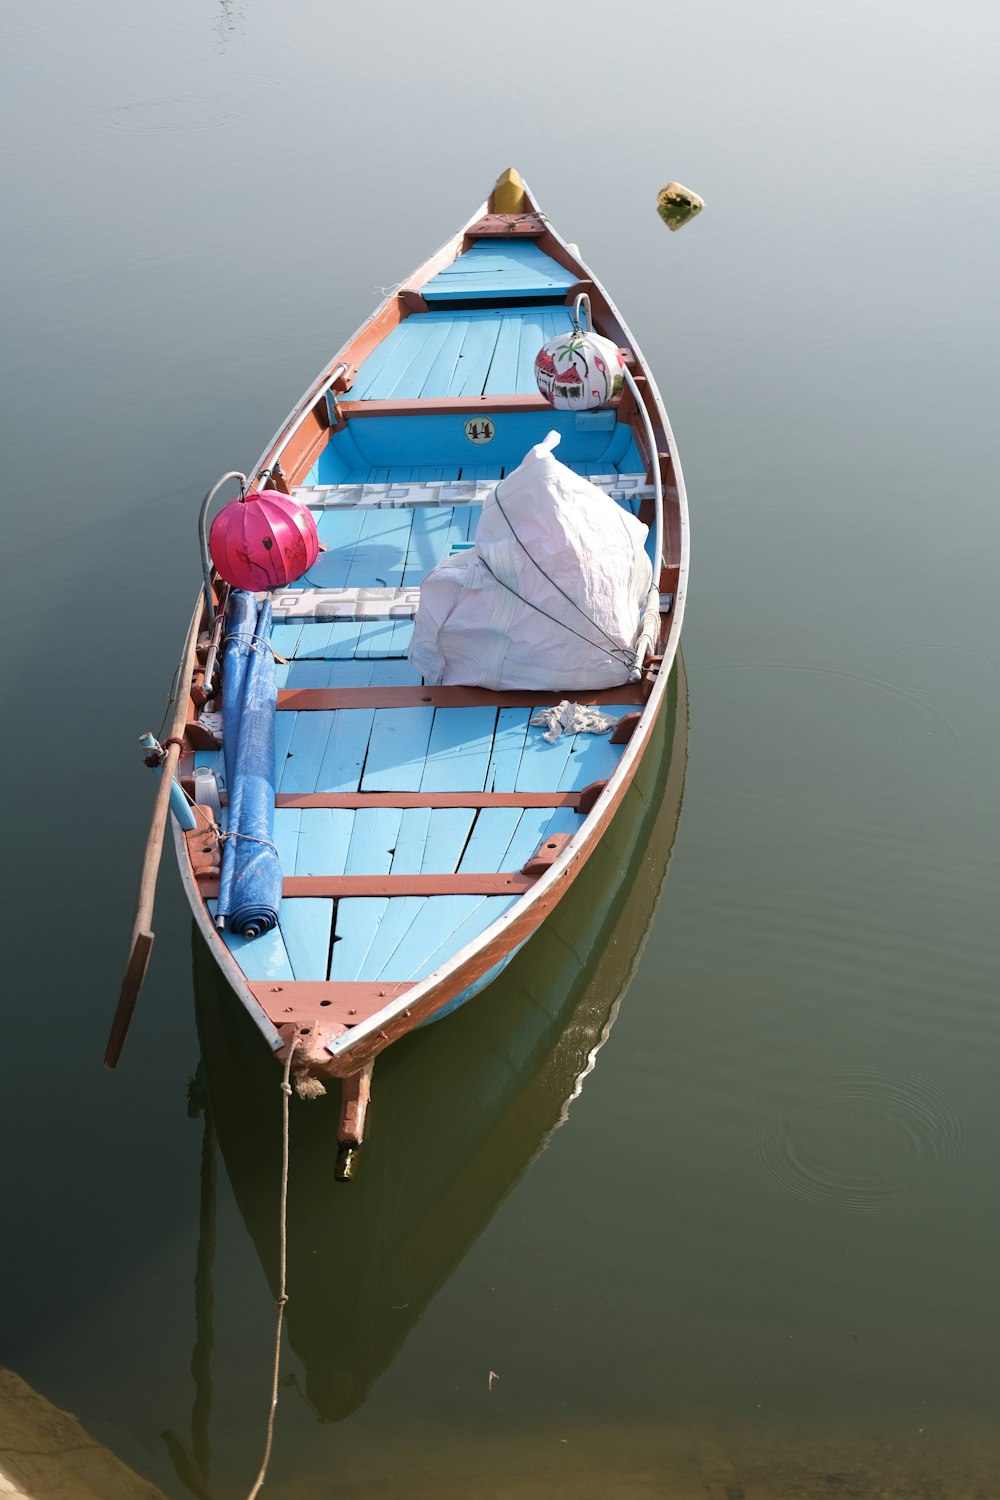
[218,594,282,937]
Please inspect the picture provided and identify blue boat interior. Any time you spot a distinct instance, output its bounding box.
[201,235,650,998]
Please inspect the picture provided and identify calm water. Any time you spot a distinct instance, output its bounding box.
[3,0,999,1495]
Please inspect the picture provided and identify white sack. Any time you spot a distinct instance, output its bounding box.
[409,432,653,690]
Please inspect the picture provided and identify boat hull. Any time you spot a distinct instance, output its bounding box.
[168,171,690,1122]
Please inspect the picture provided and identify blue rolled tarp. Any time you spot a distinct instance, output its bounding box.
[217,590,282,938]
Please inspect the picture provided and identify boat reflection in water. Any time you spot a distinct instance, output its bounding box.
[191,658,688,1426]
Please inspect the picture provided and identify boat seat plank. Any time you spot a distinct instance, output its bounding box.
[360,706,436,791]
[294,808,355,876]
[418,242,577,303]
[420,705,499,792]
[279,897,334,982]
[299,474,653,512]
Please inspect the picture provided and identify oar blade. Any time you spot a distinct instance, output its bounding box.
[104,929,155,1068]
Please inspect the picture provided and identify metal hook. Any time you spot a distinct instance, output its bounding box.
[572,292,593,333]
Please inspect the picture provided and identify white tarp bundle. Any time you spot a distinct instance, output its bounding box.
[409,432,653,690]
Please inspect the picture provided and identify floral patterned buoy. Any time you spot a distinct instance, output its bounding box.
[534,329,625,410]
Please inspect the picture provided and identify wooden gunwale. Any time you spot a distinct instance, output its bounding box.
[174,174,689,1082]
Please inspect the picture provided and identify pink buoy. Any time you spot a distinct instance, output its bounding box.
[209,488,320,591]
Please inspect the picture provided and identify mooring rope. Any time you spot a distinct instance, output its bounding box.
[244,1039,298,1500]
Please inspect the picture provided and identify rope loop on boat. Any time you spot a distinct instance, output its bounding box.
[244,1037,298,1500]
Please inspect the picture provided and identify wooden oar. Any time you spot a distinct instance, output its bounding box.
[104,599,204,1068]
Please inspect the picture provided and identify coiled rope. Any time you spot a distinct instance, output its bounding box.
[244,1038,298,1500]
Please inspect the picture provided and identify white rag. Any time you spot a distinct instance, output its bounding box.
[529,701,618,744]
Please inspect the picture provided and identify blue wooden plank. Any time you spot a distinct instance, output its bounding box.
[350,322,423,400]
[368,657,422,684]
[401,896,521,980]
[354,617,408,659]
[343,508,415,590]
[294,809,355,876]
[376,895,485,979]
[280,898,334,981]
[484,313,525,396]
[354,318,441,399]
[484,708,531,792]
[458,808,521,873]
[502,807,579,870]
[274,712,296,784]
[379,319,458,400]
[272,808,301,875]
[450,319,503,398]
[420,706,498,792]
[315,709,376,792]
[361,706,435,792]
[345,807,404,875]
[556,718,630,790]
[281,659,346,690]
[390,808,432,873]
[421,243,576,302]
[329,897,388,980]
[513,718,577,792]
[209,900,295,983]
[419,319,471,398]
[361,896,430,979]
[270,621,304,660]
[421,807,477,873]
[278,711,335,794]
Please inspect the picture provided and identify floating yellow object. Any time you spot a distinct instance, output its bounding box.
[494,167,527,215]
[657,182,705,232]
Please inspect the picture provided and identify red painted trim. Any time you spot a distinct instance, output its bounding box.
[277,684,645,711]
[467,213,546,237]
[201,873,535,899]
[275,791,582,809]
[248,980,412,1030]
[337,394,557,419]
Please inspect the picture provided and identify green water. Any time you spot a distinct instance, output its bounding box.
[3,0,999,1495]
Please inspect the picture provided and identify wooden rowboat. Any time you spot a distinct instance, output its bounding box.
[165,169,689,1170]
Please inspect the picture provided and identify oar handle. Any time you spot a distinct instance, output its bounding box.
[105,599,205,1068]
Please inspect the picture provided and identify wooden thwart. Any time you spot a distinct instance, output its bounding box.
[274,790,583,809]
[200,872,535,898]
[278,684,646,711]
